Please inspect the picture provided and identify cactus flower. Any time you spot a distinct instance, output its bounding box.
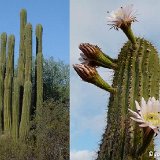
[73,64,97,82]
[128,97,160,134]
[108,4,137,46]
[73,64,116,93]
[108,4,137,30]
[78,43,98,66]
[79,43,117,69]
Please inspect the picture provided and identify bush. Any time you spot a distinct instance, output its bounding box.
[35,99,69,160]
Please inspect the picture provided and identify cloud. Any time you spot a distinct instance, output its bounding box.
[70,150,97,160]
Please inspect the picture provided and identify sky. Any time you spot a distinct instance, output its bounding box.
[70,0,160,160]
[0,0,69,63]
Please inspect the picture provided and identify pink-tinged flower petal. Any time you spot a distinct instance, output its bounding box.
[141,97,146,108]
[149,125,159,131]
[147,99,153,113]
[139,123,149,128]
[154,100,160,113]
[130,117,144,123]
[151,97,156,103]
[141,97,147,115]
[129,97,160,135]
[107,4,137,30]
[135,100,141,111]
[128,108,142,119]
[153,128,159,134]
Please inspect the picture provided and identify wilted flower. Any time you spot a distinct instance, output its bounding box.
[78,43,117,69]
[128,97,160,134]
[78,43,102,67]
[73,64,97,82]
[73,64,116,93]
[108,4,137,30]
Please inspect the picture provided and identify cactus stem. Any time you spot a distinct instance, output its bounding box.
[79,43,118,69]
[93,75,117,93]
[121,25,137,49]
[73,64,116,93]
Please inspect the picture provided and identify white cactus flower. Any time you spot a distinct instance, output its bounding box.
[128,97,160,134]
[108,4,137,30]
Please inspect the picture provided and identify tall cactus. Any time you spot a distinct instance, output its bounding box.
[19,23,32,141]
[74,5,160,160]
[0,33,7,133]
[4,35,15,133]
[19,81,32,140]
[35,25,43,110]
[0,9,43,143]
[18,9,27,87]
[24,23,32,82]
[12,78,20,141]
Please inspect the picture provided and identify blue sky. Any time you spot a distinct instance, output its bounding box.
[70,0,160,160]
[0,0,69,63]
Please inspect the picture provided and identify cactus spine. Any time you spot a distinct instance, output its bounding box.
[0,9,43,142]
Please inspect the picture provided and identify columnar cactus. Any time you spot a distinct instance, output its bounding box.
[74,5,160,160]
[12,78,20,140]
[19,81,32,140]
[0,33,7,133]
[0,9,43,142]
[19,23,33,141]
[35,25,43,110]
[4,35,15,133]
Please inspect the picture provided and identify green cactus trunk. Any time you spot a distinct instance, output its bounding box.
[19,81,32,141]
[0,33,7,133]
[35,25,43,111]
[12,78,20,141]
[4,35,15,133]
[24,23,32,82]
[97,38,159,160]
[18,9,27,87]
